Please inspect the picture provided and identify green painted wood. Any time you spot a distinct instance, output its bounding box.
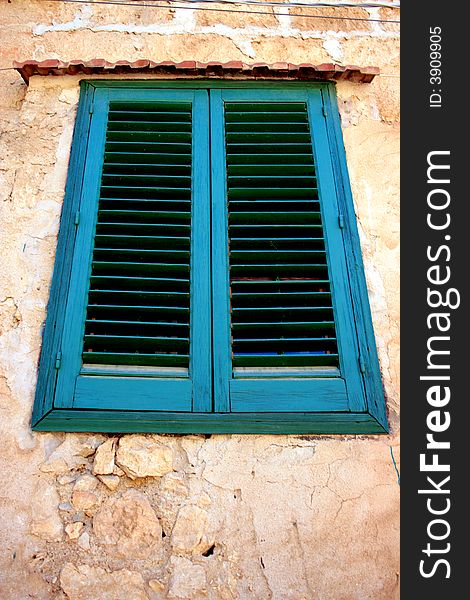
[210,89,232,413]
[48,87,206,414]
[74,376,191,410]
[31,81,95,426]
[82,352,189,367]
[32,80,388,434]
[89,275,189,290]
[190,90,212,412]
[106,131,191,143]
[53,87,111,408]
[103,163,191,174]
[107,120,192,132]
[230,250,326,262]
[228,165,316,175]
[234,338,337,351]
[87,292,189,304]
[230,212,321,224]
[104,153,192,165]
[85,92,193,371]
[101,175,192,187]
[95,224,190,236]
[214,88,367,415]
[94,235,190,248]
[230,378,348,412]
[108,111,191,121]
[92,249,190,261]
[86,303,189,313]
[83,334,188,352]
[322,85,388,431]
[81,365,188,377]
[100,211,191,225]
[33,409,387,434]
[233,321,335,333]
[233,354,340,368]
[91,261,190,276]
[232,367,340,379]
[227,154,314,165]
[306,89,366,413]
[231,279,330,288]
[91,81,331,90]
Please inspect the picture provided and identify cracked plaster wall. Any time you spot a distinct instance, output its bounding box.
[0,1,399,598]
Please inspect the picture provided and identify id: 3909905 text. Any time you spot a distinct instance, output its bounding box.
[429,26,443,108]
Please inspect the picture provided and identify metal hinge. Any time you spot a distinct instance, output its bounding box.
[359,353,366,374]
[89,98,94,115]
[55,351,62,370]
[322,106,328,118]
[338,213,345,229]
[74,210,80,226]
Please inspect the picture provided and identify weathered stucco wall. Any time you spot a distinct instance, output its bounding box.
[0,1,400,598]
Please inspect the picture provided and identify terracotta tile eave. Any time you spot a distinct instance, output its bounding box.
[13,59,379,84]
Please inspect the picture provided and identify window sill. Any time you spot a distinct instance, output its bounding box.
[32,409,388,434]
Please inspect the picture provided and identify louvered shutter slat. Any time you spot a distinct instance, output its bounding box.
[83,102,192,369]
[81,353,189,367]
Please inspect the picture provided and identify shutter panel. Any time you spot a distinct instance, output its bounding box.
[211,89,365,413]
[83,100,192,369]
[54,89,211,412]
[225,101,339,371]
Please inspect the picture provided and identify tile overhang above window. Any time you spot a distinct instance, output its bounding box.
[13,59,379,85]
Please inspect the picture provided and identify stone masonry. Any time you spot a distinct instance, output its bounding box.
[0,2,399,598]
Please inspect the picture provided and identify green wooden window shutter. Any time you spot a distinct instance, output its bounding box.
[37,88,212,415]
[32,81,387,434]
[211,88,365,414]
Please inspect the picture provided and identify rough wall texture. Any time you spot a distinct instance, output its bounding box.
[0,1,400,598]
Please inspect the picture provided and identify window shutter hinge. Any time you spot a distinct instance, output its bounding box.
[359,353,366,374]
[55,351,62,370]
[322,106,328,118]
[74,211,80,226]
[89,99,94,115]
[338,213,345,229]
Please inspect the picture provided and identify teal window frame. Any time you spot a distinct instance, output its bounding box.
[32,80,388,434]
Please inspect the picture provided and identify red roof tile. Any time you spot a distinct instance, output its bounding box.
[13,59,379,84]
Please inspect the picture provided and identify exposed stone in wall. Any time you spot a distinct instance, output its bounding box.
[290,6,372,32]
[93,489,163,559]
[60,564,149,600]
[116,435,175,479]
[92,437,117,475]
[167,556,207,599]
[1,1,399,598]
[171,504,216,555]
[30,477,64,542]
[0,432,398,598]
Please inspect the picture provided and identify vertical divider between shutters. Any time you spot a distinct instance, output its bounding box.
[53,89,110,408]
[210,90,232,413]
[191,90,212,412]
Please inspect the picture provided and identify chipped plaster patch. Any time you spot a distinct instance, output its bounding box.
[33,6,93,36]
[323,38,344,62]
[364,7,384,35]
[273,6,291,32]
[40,117,75,195]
